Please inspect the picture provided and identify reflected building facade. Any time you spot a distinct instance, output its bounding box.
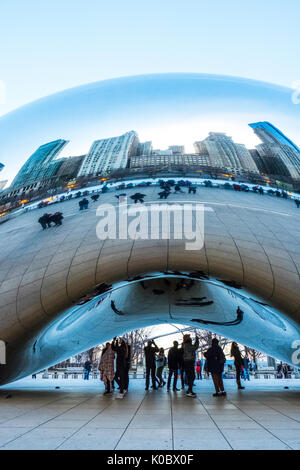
[11,139,68,189]
[78,131,139,177]
[194,132,258,172]
[249,121,300,180]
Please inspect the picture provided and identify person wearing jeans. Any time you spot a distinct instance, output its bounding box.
[182,334,199,397]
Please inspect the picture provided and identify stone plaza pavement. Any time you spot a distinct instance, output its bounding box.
[0,377,299,450]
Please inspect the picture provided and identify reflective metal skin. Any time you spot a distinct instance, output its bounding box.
[0,74,300,384]
[1,186,300,384]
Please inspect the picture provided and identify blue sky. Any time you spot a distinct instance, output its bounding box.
[1,0,300,117]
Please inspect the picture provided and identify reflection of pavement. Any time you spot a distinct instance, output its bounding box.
[0,378,299,450]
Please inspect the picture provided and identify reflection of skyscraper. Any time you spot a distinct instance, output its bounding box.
[194,133,258,171]
[249,121,300,152]
[138,141,152,156]
[11,139,68,188]
[78,131,139,177]
[249,121,300,179]
[168,145,185,155]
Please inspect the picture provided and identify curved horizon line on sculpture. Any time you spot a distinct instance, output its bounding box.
[0,73,300,188]
[0,74,300,385]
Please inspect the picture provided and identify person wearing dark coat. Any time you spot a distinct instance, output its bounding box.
[112,337,128,398]
[124,344,131,391]
[130,193,145,204]
[167,341,181,391]
[38,214,48,230]
[51,212,63,226]
[230,342,245,390]
[84,359,93,380]
[204,338,226,397]
[144,340,159,390]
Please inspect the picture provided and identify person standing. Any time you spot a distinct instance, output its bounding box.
[112,337,128,398]
[182,334,199,397]
[196,359,202,380]
[124,343,131,391]
[167,341,180,391]
[144,340,159,391]
[178,345,185,389]
[243,355,250,381]
[84,358,93,380]
[204,338,226,397]
[230,342,245,390]
[99,343,115,395]
[155,348,166,387]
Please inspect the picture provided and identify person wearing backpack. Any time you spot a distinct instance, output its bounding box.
[182,334,199,397]
[204,338,226,397]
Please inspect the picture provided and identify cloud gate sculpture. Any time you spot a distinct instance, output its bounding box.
[0,73,300,384]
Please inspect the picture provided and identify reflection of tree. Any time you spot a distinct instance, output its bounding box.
[53,326,264,369]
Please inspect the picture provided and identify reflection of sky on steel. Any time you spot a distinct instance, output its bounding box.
[0,81,6,105]
[0,73,299,184]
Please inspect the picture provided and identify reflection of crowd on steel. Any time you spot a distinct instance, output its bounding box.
[38,212,63,230]
[82,332,266,400]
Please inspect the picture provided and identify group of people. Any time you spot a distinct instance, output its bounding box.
[38,212,63,229]
[98,337,131,397]
[92,334,252,399]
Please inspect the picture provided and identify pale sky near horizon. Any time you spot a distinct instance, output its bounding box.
[1,0,300,117]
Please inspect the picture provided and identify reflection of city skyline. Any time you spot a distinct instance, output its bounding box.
[1,120,300,196]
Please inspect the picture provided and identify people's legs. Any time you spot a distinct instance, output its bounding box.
[124,365,130,390]
[167,369,173,390]
[245,368,250,381]
[151,364,157,389]
[212,374,220,393]
[118,365,126,393]
[235,364,244,388]
[185,362,194,393]
[217,373,225,392]
[156,366,163,386]
[180,368,185,388]
[145,364,150,389]
[172,369,178,390]
[114,369,121,389]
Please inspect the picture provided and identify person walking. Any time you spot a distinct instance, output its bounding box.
[144,340,159,391]
[84,358,93,380]
[99,342,115,395]
[196,359,202,380]
[243,355,250,381]
[230,342,245,390]
[155,348,166,387]
[167,341,180,391]
[112,337,128,398]
[204,338,226,397]
[182,334,199,397]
